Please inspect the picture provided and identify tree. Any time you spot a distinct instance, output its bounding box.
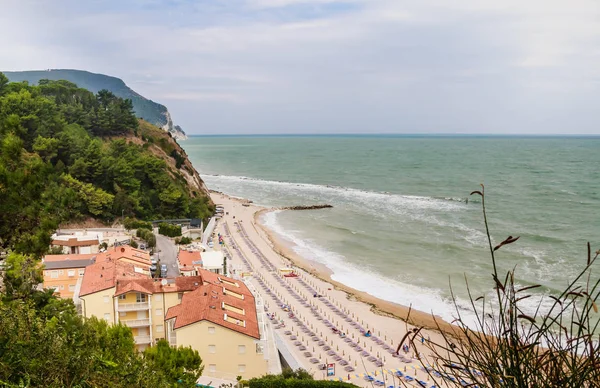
[143,340,204,386]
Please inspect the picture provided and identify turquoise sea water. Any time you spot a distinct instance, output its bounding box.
[181,136,600,324]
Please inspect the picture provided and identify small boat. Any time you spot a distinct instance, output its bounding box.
[284,272,299,278]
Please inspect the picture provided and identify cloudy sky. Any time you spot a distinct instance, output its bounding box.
[2,0,600,134]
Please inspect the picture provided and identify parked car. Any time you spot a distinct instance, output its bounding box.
[139,244,146,250]
[150,264,157,272]
[151,257,158,265]
[160,264,168,277]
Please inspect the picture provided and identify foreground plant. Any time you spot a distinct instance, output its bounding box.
[401,185,600,387]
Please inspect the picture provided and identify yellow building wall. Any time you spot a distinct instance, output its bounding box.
[81,287,116,324]
[174,321,268,380]
[149,292,182,343]
[43,267,85,298]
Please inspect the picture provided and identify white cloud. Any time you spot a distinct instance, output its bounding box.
[1,0,600,133]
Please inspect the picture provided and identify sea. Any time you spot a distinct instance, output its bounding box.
[181,135,600,325]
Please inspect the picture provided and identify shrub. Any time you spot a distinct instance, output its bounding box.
[177,236,192,245]
[136,228,156,248]
[158,222,181,237]
[123,217,152,231]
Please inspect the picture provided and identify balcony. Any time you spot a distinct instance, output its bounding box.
[134,335,152,344]
[118,302,150,311]
[169,333,177,346]
[122,319,151,327]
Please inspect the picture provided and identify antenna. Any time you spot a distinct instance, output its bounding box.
[161,279,168,286]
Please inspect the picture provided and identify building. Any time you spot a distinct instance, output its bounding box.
[201,251,225,275]
[41,253,97,298]
[165,270,268,379]
[43,245,152,299]
[51,234,101,254]
[76,263,270,378]
[178,250,202,276]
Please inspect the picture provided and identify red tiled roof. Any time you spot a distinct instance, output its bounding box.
[165,270,259,339]
[79,260,147,297]
[99,246,151,267]
[43,253,98,262]
[114,276,204,296]
[52,238,99,247]
[178,250,201,269]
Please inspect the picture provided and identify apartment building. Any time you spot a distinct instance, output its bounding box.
[165,270,268,379]
[41,253,96,298]
[42,245,151,299]
[51,235,100,254]
[77,262,270,378]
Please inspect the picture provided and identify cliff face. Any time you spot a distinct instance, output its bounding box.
[135,120,209,197]
[4,69,188,140]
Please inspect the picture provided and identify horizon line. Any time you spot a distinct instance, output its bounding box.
[186,133,600,137]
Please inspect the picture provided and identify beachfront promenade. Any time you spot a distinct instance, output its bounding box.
[212,194,443,388]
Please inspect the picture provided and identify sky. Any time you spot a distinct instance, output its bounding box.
[1,0,600,135]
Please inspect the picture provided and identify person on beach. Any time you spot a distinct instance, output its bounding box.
[365,330,371,337]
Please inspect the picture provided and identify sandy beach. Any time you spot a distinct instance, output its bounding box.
[209,191,455,387]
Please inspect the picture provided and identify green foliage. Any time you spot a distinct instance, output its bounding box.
[123,217,153,231]
[143,340,204,386]
[136,228,157,248]
[248,369,356,388]
[0,254,202,387]
[4,69,178,131]
[176,236,193,245]
[158,223,182,237]
[0,73,212,256]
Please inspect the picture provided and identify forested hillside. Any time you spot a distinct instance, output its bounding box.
[0,73,212,258]
[4,69,187,139]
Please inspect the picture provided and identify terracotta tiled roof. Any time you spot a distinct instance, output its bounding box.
[178,250,202,270]
[100,246,151,267]
[43,253,98,262]
[114,276,204,296]
[52,238,99,247]
[165,270,259,339]
[79,260,147,297]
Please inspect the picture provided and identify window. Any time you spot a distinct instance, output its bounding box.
[256,343,264,354]
[103,296,109,303]
[208,345,216,354]
[136,293,147,303]
[208,365,216,373]
[78,269,85,277]
[208,326,215,334]
[58,270,64,275]
[118,294,126,300]
[238,345,246,354]
[68,270,75,277]
[68,284,75,292]
[238,364,246,373]
[156,308,163,316]
[60,285,64,290]
[51,271,58,279]
[103,313,110,321]
[119,312,126,317]
[177,292,183,300]
[154,294,162,302]
[156,325,164,333]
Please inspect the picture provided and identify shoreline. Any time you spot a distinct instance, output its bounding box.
[213,190,456,334]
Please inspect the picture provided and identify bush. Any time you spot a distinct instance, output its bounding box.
[129,240,138,248]
[177,236,192,245]
[158,222,181,237]
[136,228,156,248]
[248,369,356,388]
[123,217,152,231]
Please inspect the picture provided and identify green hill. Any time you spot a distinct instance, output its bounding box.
[0,72,210,258]
[3,69,186,139]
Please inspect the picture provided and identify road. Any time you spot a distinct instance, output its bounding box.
[155,231,179,277]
